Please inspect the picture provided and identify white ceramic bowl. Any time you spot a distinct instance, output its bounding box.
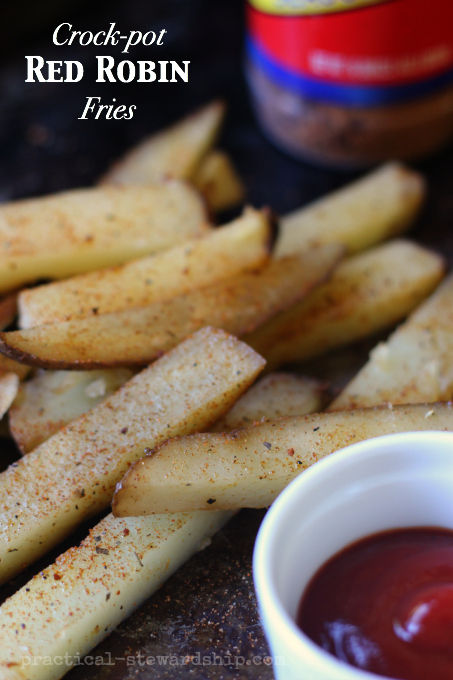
[253,431,453,680]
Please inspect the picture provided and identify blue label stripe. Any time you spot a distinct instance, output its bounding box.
[247,36,453,107]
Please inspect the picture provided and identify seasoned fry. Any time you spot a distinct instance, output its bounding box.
[112,402,453,515]
[118,256,452,518]
[276,162,425,257]
[246,240,445,369]
[0,368,322,677]
[10,371,323,456]
[211,373,326,432]
[0,327,265,584]
[0,111,435,679]
[9,368,135,454]
[18,208,270,328]
[0,180,209,293]
[0,511,232,680]
[101,101,225,185]
[330,273,453,410]
[0,245,343,369]
[192,150,245,212]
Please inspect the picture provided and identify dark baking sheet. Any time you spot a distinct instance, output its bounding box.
[0,1,452,678]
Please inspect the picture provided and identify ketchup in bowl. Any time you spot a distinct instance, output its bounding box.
[298,527,453,680]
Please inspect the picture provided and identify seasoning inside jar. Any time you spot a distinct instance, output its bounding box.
[246,0,453,167]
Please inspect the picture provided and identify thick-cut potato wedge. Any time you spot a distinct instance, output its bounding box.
[0,245,343,369]
[246,240,445,369]
[330,272,453,410]
[101,101,225,185]
[0,369,323,677]
[112,402,453,515]
[0,511,232,680]
[0,327,265,584]
[276,162,425,258]
[0,181,209,293]
[10,370,323,456]
[19,208,270,328]
[211,373,326,432]
[9,368,135,454]
[0,373,19,420]
[192,150,245,212]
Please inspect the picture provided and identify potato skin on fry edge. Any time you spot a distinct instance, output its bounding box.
[0,245,343,370]
[112,401,453,516]
[0,333,144,370]
[18,207,272,328]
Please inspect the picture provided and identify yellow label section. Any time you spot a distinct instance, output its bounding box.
[248,0,390,16]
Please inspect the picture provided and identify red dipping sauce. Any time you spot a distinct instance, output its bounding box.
[298,528,453,680]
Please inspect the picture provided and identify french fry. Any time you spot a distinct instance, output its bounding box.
[0,180,209,293]
[330,272,453,410]
[245,240,445,369]
[9,368,135,454]
[0,327,265,584]
[0,113,432,680]
[113,247,453,518]
[112,402,453,515]
[0,370,323,677]
[9,372,324,457]
[0,245,343,369]
[275,162,425,258]
[101,101,225,185]
[0,511,232,680]
[18,207,271,328]
[192,150,245,212]
[10,370,324,456]
[211,373,326,432]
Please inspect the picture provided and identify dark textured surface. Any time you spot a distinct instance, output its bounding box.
[0,1,452,679]
[0,506,270,680]
[68,509,270,680]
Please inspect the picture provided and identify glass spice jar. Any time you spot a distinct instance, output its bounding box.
[246,0,453,168]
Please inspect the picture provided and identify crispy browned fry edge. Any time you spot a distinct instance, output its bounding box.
[0,245,343,370]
